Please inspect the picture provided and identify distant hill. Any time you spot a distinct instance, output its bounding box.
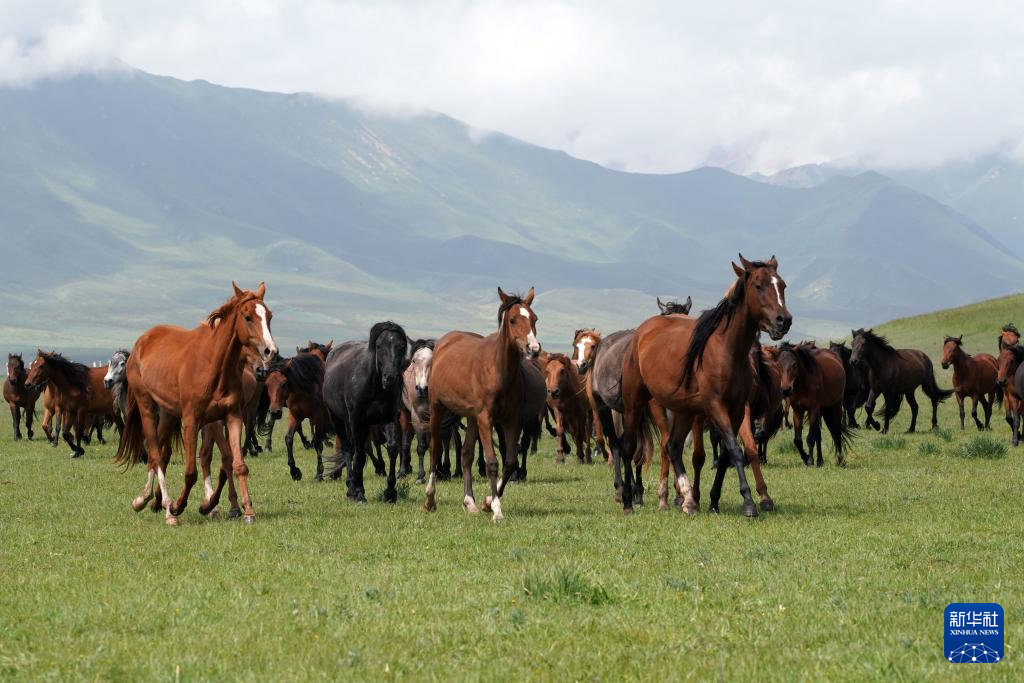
[1,67,1023,358]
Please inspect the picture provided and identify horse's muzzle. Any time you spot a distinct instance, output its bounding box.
[549,388,560,399]
[103,379,115,390]
[270,409,283,420]
[576,361,589,375]
[941,362,950,370]
[768,315,792,341]
[781,386,793,398]
[998,378,1008,388]
[416,386,428,399]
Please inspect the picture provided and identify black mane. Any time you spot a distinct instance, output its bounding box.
[282,353,324,396]
[42,352,91,393]
[779,341,818,373]
[409,338,435,355]
[853,328,896,355]
[369,321,408,350]
[682,263,768,378]
[944,335,963,347]
[497,293,527,326]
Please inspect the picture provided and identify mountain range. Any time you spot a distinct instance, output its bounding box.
[1,67,1022,359]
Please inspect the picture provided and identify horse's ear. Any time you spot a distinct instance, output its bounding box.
[497,287,510,304]
[767,255,778,268]
[738,253,754,270]
[731,261,744,277]
[657,297,667,313]
[850,330,856,338]
[256,282,266,299]
[523,287,535,307]
[308,340,315,348]
[232,281,244,298]
[684,295,692,311]
[957,335,963,343]
[325,341,333,352]
[296,346,301,354]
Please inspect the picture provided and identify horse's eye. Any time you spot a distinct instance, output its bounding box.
[244,316,252,323]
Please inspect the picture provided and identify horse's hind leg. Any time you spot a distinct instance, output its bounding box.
[905,391,919,433]
[226,414,256,522]
[11,405,22,440]
[793,411,810,465]
[984,392,995,429]
[382,422,400,504]
[24,402,34,440]
[662,413,693,512]
[415,430,428,483]
[285,414,302,481]
[689,418,706,513]
[706,404,757,518]
[956,393,966,430]
[476,413,505,521]
[971,395,984,431]
[169,418,201,518]
[196,425,219,517]
[741,409,774,510]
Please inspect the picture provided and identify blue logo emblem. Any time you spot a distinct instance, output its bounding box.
[945,603,1003,663]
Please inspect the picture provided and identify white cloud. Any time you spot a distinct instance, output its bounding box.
[2,0,1023,173]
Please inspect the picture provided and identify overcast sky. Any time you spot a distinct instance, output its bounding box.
[2,1,1023,174]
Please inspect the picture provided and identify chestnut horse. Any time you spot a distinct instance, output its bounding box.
[941,336,999,431]
[996,343,1024,446]
[265,353,329,481]
[114,282,278,525]
[776,342,851,467]
[4,353,39,440]
[997,324,1020,434]
[25,351,119,457]
[543,353,592,464]
[424,287,541,521]
[620,256,792,516]
[850,329,952,433]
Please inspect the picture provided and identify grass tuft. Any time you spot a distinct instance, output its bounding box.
[932,427,954,443]
[955,435,1007,459]
[523,566,613,605]
[871,435,907,451]
[917,442,941,456]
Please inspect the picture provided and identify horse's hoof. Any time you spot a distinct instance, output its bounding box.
[517,470,527,482]
[816,461,823,468]
[383,490,397,504]
[228,508,242,519]
[71,452,82,459]
[623,507,633,516]
[708,504,720,514]
[683,502,699,515]
[482,496,493,512]
[243,515,255,525]
[424,498,437,512]
[658,500,668,511]
[165,515,178,526]
[743,503,759,518]
[169,504,183,517]
[674,495,684,509]
[437,471,451,482]
[760,499,776,512]
[13,435,21,441]
[314,474,324,482]
[416,476,425,484]
[463,496,480,514]
[131,496,148,512]
[614,490,623,503]
[207,507,220,519]
[290,467,303,482]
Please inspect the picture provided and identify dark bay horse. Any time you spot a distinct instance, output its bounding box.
[850,329,952,433]
[997,324,1020,435]
[620,256,792,516]
[114,282,278,525]
[656,296,693,316]
[4,353,39,440]
[828,341,873,429]
[265,352,329,481]
[996,343,1024,446]
[941,336,999,431]
[424,287,541,521]
[263,340,332,452]
[323,322,408,503]
[25,351,119,457]
[776,343,851,467]
[543,353,592,464]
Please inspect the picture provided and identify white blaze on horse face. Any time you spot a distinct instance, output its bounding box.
[254,304,278,357]
[103,364,116,384]
[771,276,783,306]
[413,347,432,390]
[574,337,594,369]
[520,308,540,353]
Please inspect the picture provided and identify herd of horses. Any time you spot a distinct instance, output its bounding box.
[4,259,1024,525]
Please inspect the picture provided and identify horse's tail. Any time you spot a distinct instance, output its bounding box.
[831,411,857,455]
[113,390,144,469]
[993,386,1004,407]
[922,357,954,403]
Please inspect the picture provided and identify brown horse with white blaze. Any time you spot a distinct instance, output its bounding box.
[941,335,999,431]
[620,256,792,516]
[424,287,541,522]
[114,282,278,525]
[543,353,592,464]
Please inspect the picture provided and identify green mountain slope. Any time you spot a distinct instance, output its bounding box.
[1,68,1022,358]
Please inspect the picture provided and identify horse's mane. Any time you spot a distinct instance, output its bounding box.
[683,261,769,378]
[1005,344,1024,363]
[114,348,131,359]
[573,328,601,343]
[41,352,91,392]
[282,353,324,396]
[369,321,407,350]
[299,341,330,354]
[853,328,896,355]
[1003,323,1019,335]
[779,341,817,373]
[409,338,435,355]
[497,293,527,325]
[206,292,256,327]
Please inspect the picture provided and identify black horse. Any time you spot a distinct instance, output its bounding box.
[656,296,693,316]
[829,341,874,429]
[323,322,408,503]
[850,329,952,433]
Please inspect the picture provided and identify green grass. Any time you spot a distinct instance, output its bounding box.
[1,404,1022,682]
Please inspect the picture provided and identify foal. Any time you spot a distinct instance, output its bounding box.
[941,335,999,431]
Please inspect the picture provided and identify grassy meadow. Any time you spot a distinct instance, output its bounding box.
[1,295,1023,681]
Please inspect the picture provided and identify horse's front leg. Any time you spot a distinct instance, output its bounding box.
[285,413,302,481]
[24,402,34,440]
[956,393,965,430]
[662,411,693,512]
[477,412,505,522]
[688,417,706,514]
[793,410,810,465]
[970,395,984,431]
[347,421,368,503]
[905,390,919,433]
[10,405,21,440]
[226,413,256,523]
[706,402,757,518]
[196,424,219,517]
[382,422,400,503]
[169,418,200,518]
[864,390,880,430]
